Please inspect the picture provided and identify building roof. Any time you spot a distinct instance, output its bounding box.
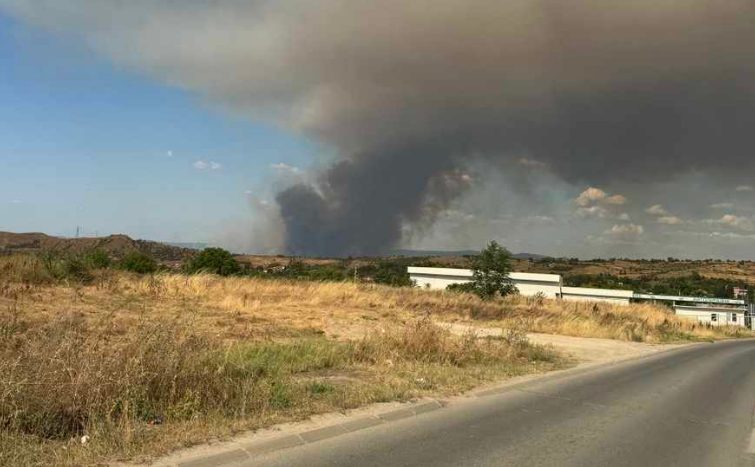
[674,305,747,313]
[561,287,634,299]
[407,267,561,284]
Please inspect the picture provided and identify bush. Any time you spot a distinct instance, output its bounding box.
[61,257,94,283]
[119,251,157,274]
[373,260,415,287]
[83,249,111,269]
[446,282,476,293]
[35,251,95,284]
[184,248,241,276]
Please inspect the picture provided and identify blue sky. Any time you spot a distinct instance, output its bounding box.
[0,11,313,243]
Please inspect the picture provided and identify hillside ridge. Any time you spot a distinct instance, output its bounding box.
[0,231,194,262]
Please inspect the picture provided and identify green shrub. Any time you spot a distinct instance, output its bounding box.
[119,251,157,274]
[184,248,241,276]
[373,260,414,287]
[446,282,476,293]
[468,241,516,301]
[83,249,111,269]
[36,250,94,283]
[61,257,94,283]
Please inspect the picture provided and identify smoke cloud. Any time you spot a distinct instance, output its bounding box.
[4,0,755,255]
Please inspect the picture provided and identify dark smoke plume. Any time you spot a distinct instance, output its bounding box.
[4,0,755,255]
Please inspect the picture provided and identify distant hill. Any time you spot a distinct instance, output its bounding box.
[390,249,548,260]
[0,231,195,263]
[164,242,209,251]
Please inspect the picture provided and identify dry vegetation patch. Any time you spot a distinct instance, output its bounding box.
[0,262,566,466]
[1,256,750,466]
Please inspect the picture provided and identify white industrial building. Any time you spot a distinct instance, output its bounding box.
[407,266,753,328]
[560,287,634,305]
[408,267,625,303]
[674,305,748,327]
[407,267,562,298]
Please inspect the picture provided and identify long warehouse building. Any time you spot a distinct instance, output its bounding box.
[407,266,752,328]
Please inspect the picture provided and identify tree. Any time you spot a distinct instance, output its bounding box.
[184,248,241,276]
[469,241,516,300]
[120,251,158,274]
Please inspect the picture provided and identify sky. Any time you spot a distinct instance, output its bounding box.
[1,2,754,259]
[0,9,315,246]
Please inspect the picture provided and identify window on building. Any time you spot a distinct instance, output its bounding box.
[732,313,737,323]
[711,313,717,322]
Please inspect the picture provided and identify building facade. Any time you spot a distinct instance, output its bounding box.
[674,305,749,327]
[406,267,562,298]
[560,287,633,305]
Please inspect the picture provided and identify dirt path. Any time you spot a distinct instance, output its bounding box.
[441,322,689,364]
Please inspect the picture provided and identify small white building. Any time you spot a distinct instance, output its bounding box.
[560,287,634,305]
[407,267,562,298]
[674,305,749,327]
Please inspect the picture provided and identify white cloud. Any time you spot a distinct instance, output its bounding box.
[736,185,753,192]
[646,204,668,216]
[605,194,628,205]
[523,215,556,225]
[166,150,173,158]
[573,188,629,222]
[605,223,644,236]
[657,216,683,225]
[704,214,754,231]
[709,232,755,240]
[269,162,303,175]
[575,205,608,219]
[575,187,607,207]
[9,200,21,204]
[244,190,253,195]
[711,202,734,209]
[194,160,222,170]
[674,230,755,242]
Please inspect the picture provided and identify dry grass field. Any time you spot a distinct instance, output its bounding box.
[0,255,750,466]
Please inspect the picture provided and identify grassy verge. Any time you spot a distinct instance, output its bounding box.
[0,302,560,466]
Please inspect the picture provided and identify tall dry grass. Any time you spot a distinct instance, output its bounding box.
[120,273,750,343]
[0,266,560,466]
[0,257,749,465]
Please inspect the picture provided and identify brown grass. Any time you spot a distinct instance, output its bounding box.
[0,263,566,466]
[110,273,750,343]
[1,254,750,466]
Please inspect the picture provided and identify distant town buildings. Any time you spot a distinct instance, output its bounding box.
[733,287,749,300]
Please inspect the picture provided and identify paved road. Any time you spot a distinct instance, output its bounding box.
[245,339,755,467]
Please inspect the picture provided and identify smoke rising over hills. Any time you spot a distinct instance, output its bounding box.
[3,1,755,255]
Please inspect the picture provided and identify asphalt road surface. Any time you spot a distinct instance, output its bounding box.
[244,339,755,467]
